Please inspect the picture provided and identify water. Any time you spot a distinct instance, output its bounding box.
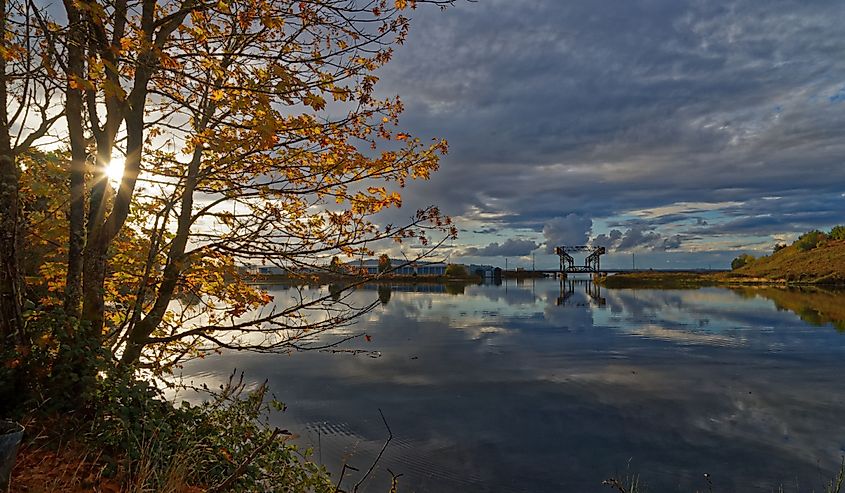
[182,279,845,492]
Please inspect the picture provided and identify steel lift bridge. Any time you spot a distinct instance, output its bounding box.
[554,245,606,277]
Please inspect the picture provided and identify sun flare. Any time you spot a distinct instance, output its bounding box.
[105,157,125,184]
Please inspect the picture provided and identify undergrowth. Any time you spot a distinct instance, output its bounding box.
[14,371,333,492]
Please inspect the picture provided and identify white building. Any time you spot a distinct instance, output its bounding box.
[347,258,448,276]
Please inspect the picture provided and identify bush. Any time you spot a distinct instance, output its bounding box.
[796,230,828,251]
[445,264,468,277]
[19,370,333,492]
[731,254,755,270]
[773,243,787,254]
[830,225,845,241]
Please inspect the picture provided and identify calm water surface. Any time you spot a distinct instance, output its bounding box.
[183,279,845,492]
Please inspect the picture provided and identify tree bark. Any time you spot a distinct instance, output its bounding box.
[0,0,24,347]
[63,0,87,322]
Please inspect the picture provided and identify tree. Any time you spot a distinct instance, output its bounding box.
[328,256,344,274]
[378,254,392,274]
[3,0,458,386]
[829,225,845,241]
[731,254,755,270]
[0,0,62,355]
[796,230,827,252]
[445,263,467,277]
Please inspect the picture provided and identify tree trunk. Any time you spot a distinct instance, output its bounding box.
[63,0,86,322]
[0,0,23,348]
[120,137,203,365]
[53,0,102,403]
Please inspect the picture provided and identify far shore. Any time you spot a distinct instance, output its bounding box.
[246,273,484,285]
[598,270,845,288]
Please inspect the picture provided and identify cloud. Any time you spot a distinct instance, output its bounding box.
[594,226,684,252]
[367,0,845,264]
[461,238,539,257]
[542,214,593,252]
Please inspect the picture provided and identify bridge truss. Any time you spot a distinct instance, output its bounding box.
[554,245,606,276]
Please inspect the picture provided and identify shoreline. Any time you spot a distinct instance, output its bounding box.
[597,271,845,289]
[246,273,485,285]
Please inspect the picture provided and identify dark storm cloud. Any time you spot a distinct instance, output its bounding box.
[594,226,685,252]
[461,238,539,257]
[688,193,845,236]
[373,0,845,252]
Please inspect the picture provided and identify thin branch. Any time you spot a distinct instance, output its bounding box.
[352,408,393,493]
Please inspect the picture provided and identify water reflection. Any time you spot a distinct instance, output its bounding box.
[732,286,845,331]
[182,280,845,493]
[557,279,606,306]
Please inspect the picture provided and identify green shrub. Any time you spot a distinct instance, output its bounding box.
[829,225,845,241]
[796,230,828,251]
[731,254,755,270]
[445,264,468,277]
[773,243,787,254]
[83,371,333,492]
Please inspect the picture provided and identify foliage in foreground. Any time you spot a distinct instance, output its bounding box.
[17,371,333,492]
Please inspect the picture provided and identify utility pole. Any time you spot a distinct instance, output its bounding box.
[505,257,508,271]
[532,252,535,272]
[632,253,636,271]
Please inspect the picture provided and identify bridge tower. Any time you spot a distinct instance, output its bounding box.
[554,246,606,278]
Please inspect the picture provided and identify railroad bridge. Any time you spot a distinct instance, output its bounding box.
[554,245,606,277]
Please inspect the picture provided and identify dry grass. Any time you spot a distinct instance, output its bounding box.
[600,271,717,289]
[9,420,205,493]
[730,239,845,284]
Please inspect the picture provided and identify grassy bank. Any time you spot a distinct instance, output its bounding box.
[601,229,845,288]
[730,238,845,284]
[598,271,720,289]
[9,373,333,492]
[601,243,845,289]
[600,269,845,289]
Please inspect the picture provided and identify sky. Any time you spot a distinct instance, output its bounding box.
[367,0,845,270]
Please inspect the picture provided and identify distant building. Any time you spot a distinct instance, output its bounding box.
[242,264,287,275]
[466,264,497,278]
[347,258,447,276]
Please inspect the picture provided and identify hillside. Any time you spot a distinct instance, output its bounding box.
[601,237,845,288]
[727,239,845,284]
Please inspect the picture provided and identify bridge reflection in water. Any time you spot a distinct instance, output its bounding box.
[556,278,606,307]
